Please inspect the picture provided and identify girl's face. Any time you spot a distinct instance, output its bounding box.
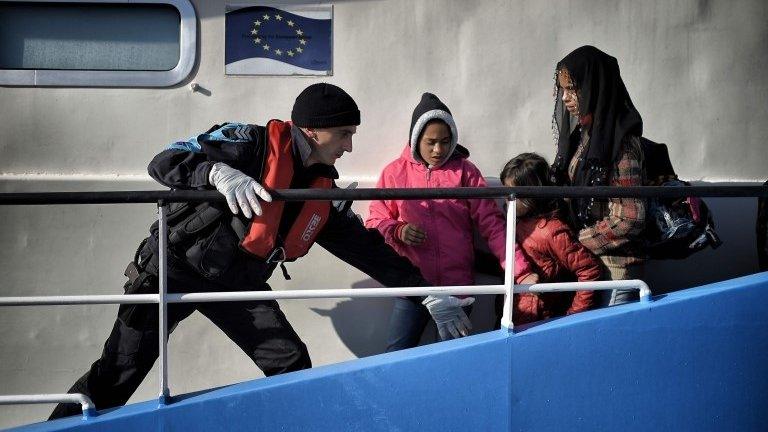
[418,121,451,167]
[557,69,579,117]
[502,178,530,217]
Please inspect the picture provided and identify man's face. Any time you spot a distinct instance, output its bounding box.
[305,125,357,166]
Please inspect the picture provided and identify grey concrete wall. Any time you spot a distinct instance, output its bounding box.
[1,0,766,428]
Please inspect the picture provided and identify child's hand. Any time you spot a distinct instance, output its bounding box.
[399,223,427,246]
[519,273,539,285]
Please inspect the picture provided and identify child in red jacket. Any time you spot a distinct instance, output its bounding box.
[499,153,604,326]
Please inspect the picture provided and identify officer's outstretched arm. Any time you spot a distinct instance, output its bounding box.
[316,206,428,288]
[316,206,474,340]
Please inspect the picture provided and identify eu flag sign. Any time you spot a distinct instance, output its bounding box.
[225,5,332,76]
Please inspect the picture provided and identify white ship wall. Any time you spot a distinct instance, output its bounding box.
[1,0,766,428]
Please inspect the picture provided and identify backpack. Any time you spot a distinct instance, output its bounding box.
[640,138,722,259]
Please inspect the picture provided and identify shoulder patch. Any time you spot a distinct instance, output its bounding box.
[223,124,256,141]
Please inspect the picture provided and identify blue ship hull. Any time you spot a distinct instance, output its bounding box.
[12,272,768,431]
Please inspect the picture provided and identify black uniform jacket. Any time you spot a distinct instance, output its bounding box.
[144,122,429,291]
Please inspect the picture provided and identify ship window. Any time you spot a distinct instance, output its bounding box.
[0,0,196,87]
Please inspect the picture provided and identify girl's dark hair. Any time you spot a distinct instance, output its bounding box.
[500,153,564,218]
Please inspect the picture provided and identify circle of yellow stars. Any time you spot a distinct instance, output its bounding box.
[251,13,307,58]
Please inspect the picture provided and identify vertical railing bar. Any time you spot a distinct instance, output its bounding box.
[501,194,516,330]
[157,201,170,405]
[638,280,652,302]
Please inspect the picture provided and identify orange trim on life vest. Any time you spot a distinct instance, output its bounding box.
[241,121,294,258]
[240,120,332,261]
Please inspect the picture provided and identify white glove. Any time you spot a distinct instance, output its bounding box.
[422,295,475,340]
[208,162,272,218]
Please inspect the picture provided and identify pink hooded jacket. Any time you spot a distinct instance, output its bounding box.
[366,144,534,286]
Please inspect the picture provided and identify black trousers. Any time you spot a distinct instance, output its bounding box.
[49,256,311,420]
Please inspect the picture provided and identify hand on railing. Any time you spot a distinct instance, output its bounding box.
[518,273,539,285]
[422,295,475,340]
[209,162,272,218]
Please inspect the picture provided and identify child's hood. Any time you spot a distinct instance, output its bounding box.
[408,92,460,168]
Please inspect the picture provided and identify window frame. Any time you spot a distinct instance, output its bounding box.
[0,0,196,87]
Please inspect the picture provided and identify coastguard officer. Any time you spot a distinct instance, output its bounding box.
[50,84,473,419]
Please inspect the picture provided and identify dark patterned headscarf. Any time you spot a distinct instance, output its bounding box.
[550,46,643,227]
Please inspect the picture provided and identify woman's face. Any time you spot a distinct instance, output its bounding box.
[558,69,579,117]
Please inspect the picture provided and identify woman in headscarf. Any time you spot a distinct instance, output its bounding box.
[550,45,646,306]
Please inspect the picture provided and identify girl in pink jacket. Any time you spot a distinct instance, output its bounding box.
[366,93,537,351]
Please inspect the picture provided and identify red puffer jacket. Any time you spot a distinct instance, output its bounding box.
[513,213,603,325]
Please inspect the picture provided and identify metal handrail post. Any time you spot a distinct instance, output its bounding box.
[500,194,516,330]
[157,201,170,406]
[637,280,652,302]
[0,394,96,419]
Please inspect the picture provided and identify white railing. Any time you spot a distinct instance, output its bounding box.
[0,394,95,419]
[0,194,652,418]
[0,282,650,306]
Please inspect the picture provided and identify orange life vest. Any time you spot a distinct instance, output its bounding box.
[240,120,332,261]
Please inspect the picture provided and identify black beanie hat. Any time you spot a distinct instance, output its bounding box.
[409,92,458,167]
[291,83,360,128]
[410,93,452,135]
